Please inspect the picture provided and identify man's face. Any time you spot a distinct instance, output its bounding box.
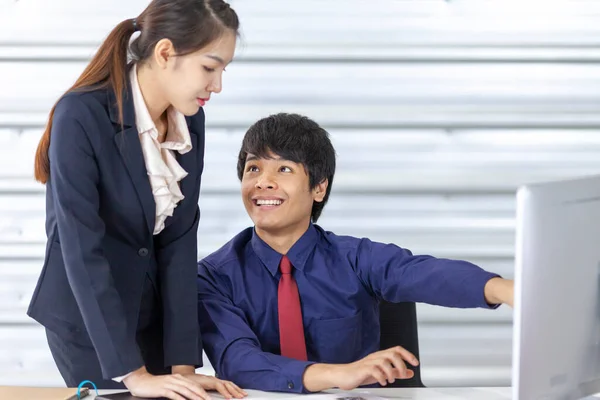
[241,151,327,237]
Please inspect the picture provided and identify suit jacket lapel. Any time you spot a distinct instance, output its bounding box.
[108,85,156,235]
[114,128,156,234]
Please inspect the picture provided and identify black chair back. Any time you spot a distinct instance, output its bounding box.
[379,300,424,387]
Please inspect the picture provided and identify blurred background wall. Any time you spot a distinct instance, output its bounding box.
[1,0,599,388]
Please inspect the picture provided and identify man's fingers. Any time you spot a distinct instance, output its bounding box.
[390,346,419,366]
[388,352,411,379]
[375,359,396,383]
[369,365,388,386]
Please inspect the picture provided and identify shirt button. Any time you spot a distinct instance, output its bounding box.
[138,248,149,257]
[287,382,294,390]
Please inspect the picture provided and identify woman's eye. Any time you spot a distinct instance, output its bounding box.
[203,66,215,73]
[280,166,292,173]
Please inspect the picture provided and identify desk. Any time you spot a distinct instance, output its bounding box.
[90,388,514,400]
[12,387,599,400]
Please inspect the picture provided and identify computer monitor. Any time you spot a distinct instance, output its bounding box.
[512,174,600,400]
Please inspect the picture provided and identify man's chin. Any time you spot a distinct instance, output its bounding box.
[254,222,283,232]
[253,218,291,233]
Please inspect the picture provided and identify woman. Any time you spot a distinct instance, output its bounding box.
[27,1,246,399]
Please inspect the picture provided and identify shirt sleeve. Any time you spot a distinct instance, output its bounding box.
[197,261,315,393]
[352,238,500,308]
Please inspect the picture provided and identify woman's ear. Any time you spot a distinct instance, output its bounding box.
[153,38,176,69]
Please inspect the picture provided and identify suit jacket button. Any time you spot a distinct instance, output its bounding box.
[138,248,149,257]
[287,382,294,390]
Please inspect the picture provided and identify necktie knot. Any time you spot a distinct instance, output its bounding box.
[279,255,292,274]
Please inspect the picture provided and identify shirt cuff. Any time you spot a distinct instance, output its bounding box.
[280,360,316,393]
[480,273,502,309]
[112,371,133,382]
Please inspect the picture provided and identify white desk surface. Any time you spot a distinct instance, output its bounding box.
[91,387,513,400]
[89,387,600,400]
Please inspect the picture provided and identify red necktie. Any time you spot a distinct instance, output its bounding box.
[277,255,308,360]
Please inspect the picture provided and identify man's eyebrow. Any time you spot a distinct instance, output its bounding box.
[245,154,285,162]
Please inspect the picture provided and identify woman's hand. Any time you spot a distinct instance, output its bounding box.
[184,374,247,399]
[123,367,211,400]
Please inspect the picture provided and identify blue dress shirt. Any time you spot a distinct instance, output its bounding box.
[197,224,499,393]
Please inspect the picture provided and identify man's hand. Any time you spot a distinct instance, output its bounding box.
[484,277,514,307]
[303,346,419,392]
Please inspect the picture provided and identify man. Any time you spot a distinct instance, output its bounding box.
[197,113,513,393]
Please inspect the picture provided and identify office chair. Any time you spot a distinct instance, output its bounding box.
[379,300,424,387]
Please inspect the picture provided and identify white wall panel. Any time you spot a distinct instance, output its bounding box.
[1,0,600,388]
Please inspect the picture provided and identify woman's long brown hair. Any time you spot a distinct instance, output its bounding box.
[33,19,135,183]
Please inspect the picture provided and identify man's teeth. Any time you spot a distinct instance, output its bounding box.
[256,199,282,206]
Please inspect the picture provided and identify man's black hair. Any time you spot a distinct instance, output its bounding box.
[237,113,336,222]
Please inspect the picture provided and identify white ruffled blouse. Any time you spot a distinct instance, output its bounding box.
[130,65,192,235]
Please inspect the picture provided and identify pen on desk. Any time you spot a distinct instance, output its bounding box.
[65,387,90,400]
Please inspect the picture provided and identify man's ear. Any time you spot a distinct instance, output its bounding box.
[313,179,329,202]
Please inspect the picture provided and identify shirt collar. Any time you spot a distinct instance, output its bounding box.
[129,64,192,153]
[250,223,320,277]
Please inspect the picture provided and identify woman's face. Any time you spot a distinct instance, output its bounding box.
[157,31,237,116]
